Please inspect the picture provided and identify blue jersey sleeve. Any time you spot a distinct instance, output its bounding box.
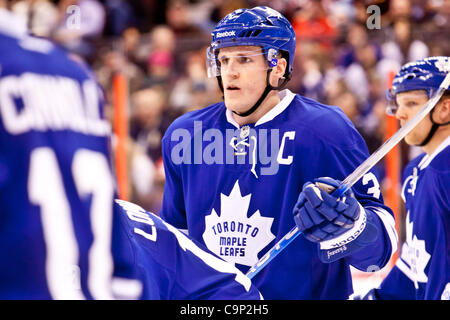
[115,200,262,300]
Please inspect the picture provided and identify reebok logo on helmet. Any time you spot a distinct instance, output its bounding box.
[216,31,236,38]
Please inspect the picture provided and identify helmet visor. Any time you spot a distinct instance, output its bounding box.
[385,88,398,116]
[206,46,278,78]
[385,88,435,115]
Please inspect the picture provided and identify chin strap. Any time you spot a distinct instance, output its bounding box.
[417,108,450,147]
[217,69,291,118]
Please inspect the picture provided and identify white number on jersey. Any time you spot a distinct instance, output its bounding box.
[28,148,114,299]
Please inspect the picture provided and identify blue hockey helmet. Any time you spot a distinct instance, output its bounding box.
[387,56,450,146]
[207,6,296,80]
[386,56,450,115]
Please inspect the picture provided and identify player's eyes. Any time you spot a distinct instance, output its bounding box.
[405,101,418,107]
[219,57,229,65]
[238,57,252,64]
[396,99,421,108]
[219,56,252,65]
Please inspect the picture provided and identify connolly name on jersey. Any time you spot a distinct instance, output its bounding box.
[0,71,110,136]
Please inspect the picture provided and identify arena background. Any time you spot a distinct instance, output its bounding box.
[5,0,449,297]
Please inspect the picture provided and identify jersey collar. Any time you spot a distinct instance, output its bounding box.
[418,135,450,170]
[225,89,296,128]
[0,8,28,38]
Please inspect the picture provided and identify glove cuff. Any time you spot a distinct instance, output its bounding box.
[319,203,367,250]
[318,208,379,263]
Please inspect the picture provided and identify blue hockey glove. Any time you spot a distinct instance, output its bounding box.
[293,177,378,263]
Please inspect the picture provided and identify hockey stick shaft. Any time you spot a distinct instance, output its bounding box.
[246,71,450,280]
[335,72,450,196]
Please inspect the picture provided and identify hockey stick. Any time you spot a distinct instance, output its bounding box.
[246,69,450,280]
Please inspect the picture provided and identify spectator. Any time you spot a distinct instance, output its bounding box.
[103,0,136,36]
[53,0,106,61]
[130,85,173,163]
[291,0,338,49]
[11,0,59,37]
[382,18,429,65]
[165,0,207,38]
[94,48,146,94]
[170,48,221,112]
[145,25,176,87]
[121,27,148,72]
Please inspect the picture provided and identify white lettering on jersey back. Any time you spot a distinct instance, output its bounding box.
[116,199,158,242]
[116,199,253,293]
[203,180,275,267]
[0,73,111,136]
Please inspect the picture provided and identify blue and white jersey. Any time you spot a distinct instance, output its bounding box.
[114,199,262,300]
[0,10,116,299]
[161,89,398,299]
[368,137,450,300]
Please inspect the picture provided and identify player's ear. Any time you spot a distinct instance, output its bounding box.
[270,57,287,87]
[275,57,287,77]
[436,94,450,124]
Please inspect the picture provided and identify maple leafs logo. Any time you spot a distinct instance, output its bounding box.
[202,180,275,267]
[434,57,450,73]
[397,211,431,289]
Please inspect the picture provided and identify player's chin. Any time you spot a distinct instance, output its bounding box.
[404,133,420,146]
[224,99,251,114]
[224,90,241,101]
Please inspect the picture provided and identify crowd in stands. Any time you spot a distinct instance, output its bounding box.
[7,0,449,215]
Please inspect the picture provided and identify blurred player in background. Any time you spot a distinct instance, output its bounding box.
[160,6,398,299]
[361,56,450,300]
[0,3,261,300]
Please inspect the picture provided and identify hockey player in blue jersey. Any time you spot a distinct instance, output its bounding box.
[0,5,261,300]
[361,56,450,300]
[160,6,398,299]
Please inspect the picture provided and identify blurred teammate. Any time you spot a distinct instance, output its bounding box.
[362,56,450,300]
[160,6,398,299]
[0,4,261,300]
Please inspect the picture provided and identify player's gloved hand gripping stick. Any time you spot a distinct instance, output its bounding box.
[246,68,450,280]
